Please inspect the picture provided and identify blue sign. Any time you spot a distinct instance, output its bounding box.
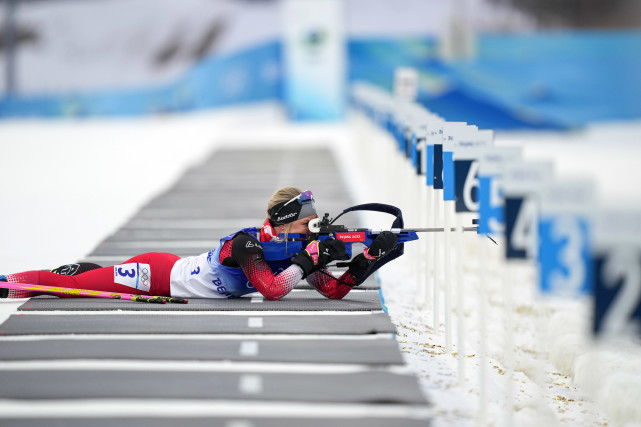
[410,133,418,170]
[538,215,592,296]
[443,151,454,201]
[478,175,503,235]
[414,137,425,175]
[505,196,539,259]
[505,197,525,259]
[454,160,478,213]
[593,250,641,336]
[426,145,434,186]
[395,122,407,154]
[384,113,394,133]
[433,144,443,190]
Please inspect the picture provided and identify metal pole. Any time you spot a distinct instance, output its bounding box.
[4,0,17,96]
[398,226,478,233]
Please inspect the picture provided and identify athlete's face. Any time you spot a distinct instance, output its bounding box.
[276,215,318,238]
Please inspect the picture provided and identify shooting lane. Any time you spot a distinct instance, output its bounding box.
[0,148,430,426]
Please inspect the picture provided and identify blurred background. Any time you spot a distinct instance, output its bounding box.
[1,0,639,130]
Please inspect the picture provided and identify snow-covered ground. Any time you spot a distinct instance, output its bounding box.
[2,105,641,425]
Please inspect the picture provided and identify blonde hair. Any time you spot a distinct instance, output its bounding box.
[266,186,304,220]
[266,186,303,240]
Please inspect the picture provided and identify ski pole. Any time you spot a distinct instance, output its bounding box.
[0,282,188,304]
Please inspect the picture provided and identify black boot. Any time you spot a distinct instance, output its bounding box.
[0,275,7,298]
[50,263,102,276]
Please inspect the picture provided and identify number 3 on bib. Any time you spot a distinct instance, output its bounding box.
[114,263,151,292]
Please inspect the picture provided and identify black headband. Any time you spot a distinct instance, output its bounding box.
[269,190,317,226]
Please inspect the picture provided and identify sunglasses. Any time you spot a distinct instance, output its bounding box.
[289,190,314,206]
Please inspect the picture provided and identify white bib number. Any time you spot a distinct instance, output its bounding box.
[114,263,151,292]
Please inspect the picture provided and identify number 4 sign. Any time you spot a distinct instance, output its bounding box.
[502,161,555,260]
[593,209,641,337]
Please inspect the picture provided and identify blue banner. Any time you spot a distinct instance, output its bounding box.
[0,42,283,118]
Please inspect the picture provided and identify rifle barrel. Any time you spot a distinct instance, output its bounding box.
[395,227,478,233]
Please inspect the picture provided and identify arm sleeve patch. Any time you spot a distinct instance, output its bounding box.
[228,233,264,265]
[229,232,301,300]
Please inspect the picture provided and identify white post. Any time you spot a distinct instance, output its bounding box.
[443,199,453,353]
[433,190,442,329]
[456,212,466,385]
[415,175,425,301]
[424,184,434,311]
[502,263,515,427]
[477,234,488,426]
[389,132,400,203]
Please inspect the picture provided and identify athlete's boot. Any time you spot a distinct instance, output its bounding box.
[50,263,102,276]
[0,275,7,298]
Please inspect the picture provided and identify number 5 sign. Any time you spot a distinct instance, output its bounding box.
[476,147,522,235]
[593,209,641,337]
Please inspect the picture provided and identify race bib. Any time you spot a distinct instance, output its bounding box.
[114,263,151,292]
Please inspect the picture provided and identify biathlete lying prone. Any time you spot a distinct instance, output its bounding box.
[1,187,399,301]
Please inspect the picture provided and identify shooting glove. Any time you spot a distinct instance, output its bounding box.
[292,240,349,277]
[364,231,398,259]
[349,231,398,280]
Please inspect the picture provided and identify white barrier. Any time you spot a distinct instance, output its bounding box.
[350,81,641,426]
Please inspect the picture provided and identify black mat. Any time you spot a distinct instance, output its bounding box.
[0,338,403,364]
[0,312,396,335]
[0,370,427,404]
[17,290,382,311]
[0,417,430,427]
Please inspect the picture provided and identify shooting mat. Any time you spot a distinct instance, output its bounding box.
[0,370,426,404]
[0,417,430,427]
[0,312,396,335]
[0,338,404,364]
[0,147,429,425]
[17,290,382,312]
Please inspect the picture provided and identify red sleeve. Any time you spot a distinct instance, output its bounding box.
[305,269,357,299]
[221,233,303,300]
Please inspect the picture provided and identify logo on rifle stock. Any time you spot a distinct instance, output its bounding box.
[336,232,366,243]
